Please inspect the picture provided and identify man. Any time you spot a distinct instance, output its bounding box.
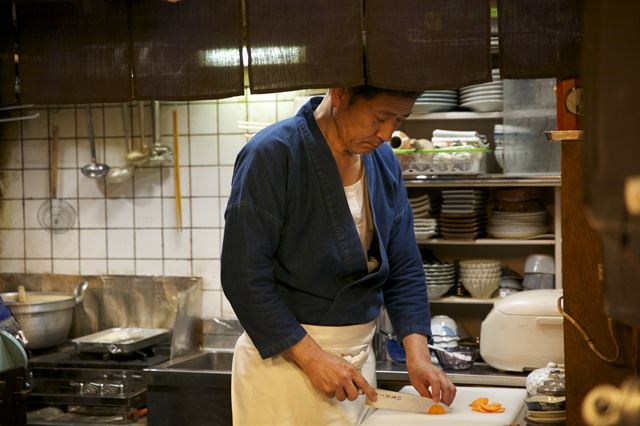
[221,85,456,425]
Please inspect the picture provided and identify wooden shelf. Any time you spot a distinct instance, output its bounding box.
[405,174,561,188]
[430,296,500,304]
[417,238,556,246]
[407,111,503,121]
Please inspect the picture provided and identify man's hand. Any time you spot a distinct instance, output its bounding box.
[403,333,456,405]
[285,334,377,402]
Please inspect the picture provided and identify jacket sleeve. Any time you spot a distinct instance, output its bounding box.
[380,160,432,341]
[221,140,307,359]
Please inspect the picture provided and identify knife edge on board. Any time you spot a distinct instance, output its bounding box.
[365,388,452,414]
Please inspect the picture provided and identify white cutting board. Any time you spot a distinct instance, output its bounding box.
[362,385,526,426]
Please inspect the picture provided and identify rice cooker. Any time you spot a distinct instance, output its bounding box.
[480,289,564,372]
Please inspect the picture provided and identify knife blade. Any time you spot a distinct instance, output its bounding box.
[366,388,451,414]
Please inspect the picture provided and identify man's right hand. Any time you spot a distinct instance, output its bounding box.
[285,334,377,402]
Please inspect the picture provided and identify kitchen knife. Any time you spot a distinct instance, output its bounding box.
[366,388,451,414]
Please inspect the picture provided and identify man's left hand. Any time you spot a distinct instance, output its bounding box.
[402,333,457,405]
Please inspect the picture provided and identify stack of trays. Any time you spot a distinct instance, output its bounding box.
[459,69,503,112]
[439,189,487,239]
[409,194,439,240]
[424,262,455,300]
[413,90,458,113]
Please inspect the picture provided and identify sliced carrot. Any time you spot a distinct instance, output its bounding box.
[469,397,506,414]
[470,397,489,407]
[428,405,446,415]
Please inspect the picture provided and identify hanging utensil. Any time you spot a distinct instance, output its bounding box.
[0,104,40,124]
[148,100,172,163]
[172,110,182,230]
[106,103,135,184]
[126,101,150,165]
[38,125,77,234]
[81,105,110,178]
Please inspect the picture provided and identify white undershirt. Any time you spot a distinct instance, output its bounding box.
[344,174,367,249]
[344,174,378,272]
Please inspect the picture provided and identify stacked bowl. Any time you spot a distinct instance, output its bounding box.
[431,315,459,349]
[424,262,455,300]
[459,259,501,299]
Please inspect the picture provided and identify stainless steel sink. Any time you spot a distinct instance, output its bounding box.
[166,350,234,371]
[143,350,234,426]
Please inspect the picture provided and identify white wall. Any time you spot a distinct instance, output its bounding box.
[0,89,310,318]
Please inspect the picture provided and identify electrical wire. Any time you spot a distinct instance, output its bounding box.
[557,296,620,364]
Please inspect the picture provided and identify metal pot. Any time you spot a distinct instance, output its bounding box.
[1,281,88,349]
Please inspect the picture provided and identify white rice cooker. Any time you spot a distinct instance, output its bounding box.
[480,289,564,372]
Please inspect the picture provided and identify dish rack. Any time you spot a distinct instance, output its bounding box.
[394,147,490,176]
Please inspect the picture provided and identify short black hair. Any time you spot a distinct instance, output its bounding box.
[346,85,422,106]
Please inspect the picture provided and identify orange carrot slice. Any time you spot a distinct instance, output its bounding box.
[428,405,446,415]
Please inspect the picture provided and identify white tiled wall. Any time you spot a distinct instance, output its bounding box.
[0,89,314,318]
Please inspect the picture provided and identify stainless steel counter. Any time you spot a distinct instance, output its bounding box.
[376,360,527,388]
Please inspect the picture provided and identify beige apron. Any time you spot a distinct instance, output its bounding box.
[231,321,377,426]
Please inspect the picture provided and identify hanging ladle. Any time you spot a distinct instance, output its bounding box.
[125,101,151,165]
[148,100,172,163]
[106,103,135,184]
[81,105,110,178]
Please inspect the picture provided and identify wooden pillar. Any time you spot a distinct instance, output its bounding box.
[558,79,639,426]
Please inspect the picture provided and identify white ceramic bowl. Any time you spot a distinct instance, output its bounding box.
[459,259,501,271]
[427,284,453,300]
[431,315,458,336]
[461,278,500,299]
[460,271,502,280]
[525,254,555,274]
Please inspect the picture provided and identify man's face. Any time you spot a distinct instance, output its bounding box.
[334,92,415,155]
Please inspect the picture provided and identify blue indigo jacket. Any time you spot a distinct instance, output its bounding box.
[221,97,431,358]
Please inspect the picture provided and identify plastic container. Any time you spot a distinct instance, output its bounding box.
[394,147,490,176]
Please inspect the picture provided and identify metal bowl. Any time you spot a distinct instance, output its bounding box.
[1,281,87,349]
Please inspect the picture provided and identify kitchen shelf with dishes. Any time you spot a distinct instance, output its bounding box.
[396,99,562,312]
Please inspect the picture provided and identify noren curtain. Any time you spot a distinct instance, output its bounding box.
[131,0,244,101]
[16,0,130,104]
[245,0,364,93]
[498,0,583,79]
[365,0,492,91]
[0,2,15,105]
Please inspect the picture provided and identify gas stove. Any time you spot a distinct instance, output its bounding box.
[26,340,170,425]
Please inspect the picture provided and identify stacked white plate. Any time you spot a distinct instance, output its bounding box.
[459,69,503,112]
[414,218,438,239]
[487,210,549,239]
[413,90,458,113]
[409,194,439,239]
[439,189,487,239]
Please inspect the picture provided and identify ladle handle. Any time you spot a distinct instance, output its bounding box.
[153,100,161,145]
[86,106,97,162]
[50,125,59,198]
[138,101,145,151]
[121,103,132,152]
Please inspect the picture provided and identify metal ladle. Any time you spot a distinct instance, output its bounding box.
[81,105,110,178]
[125,101,150,165]
[106,103,135,184]
[148,100,172,163]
